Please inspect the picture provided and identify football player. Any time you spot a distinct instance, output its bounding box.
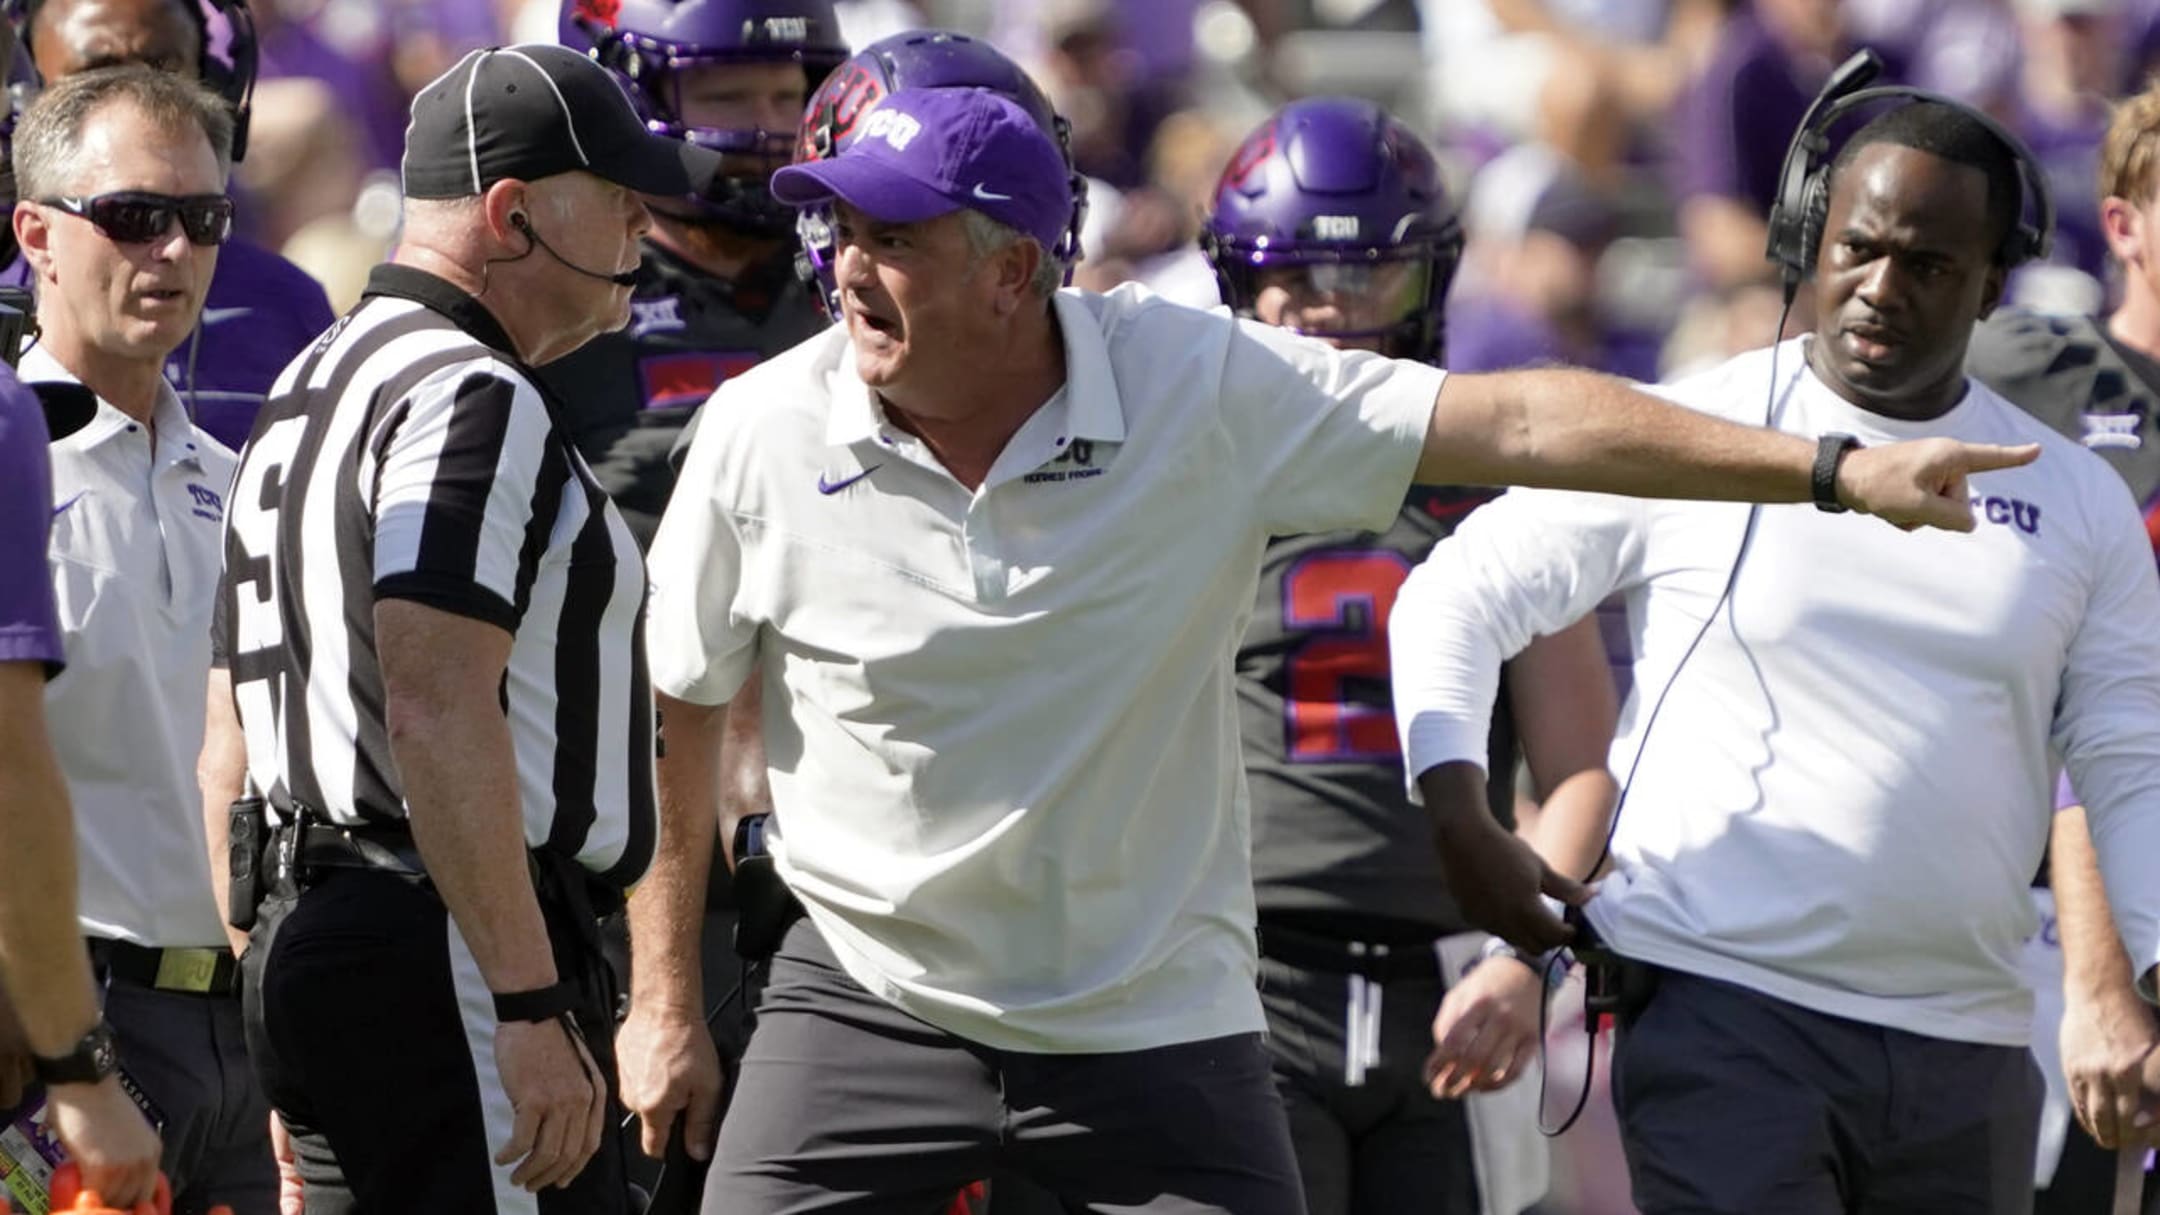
[1203,96,1619,1215]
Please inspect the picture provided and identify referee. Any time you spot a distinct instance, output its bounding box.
[199,44,700,1211]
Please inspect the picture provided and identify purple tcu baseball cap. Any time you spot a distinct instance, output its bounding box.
[770,85,1074,254]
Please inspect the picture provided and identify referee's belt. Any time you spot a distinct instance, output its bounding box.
[1257,923,1443,982]
[89,938,239,997]
[267,822,426,884]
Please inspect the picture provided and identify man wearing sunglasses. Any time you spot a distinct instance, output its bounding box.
[10,0,337,453]
[7,63,276,1215]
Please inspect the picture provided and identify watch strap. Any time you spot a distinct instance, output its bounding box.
[1812,432,1861,514]
[31,1020,117,1086]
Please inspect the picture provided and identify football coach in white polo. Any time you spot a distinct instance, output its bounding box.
[639,85,2043,1213]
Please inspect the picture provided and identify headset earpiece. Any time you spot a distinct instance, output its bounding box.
[1798,171,1833,279]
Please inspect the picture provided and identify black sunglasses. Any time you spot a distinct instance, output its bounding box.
[38,191,235,247]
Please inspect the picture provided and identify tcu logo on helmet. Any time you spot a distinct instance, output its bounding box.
[760,16,809,41]
[862,108,922,151]
[1312,215,1359,239]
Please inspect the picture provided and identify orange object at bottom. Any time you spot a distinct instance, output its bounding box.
[42,1164,193,1215]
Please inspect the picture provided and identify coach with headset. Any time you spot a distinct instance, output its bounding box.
[1393,57,2160,1212]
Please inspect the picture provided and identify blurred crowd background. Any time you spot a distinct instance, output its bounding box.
[194,0,2141,1209]
[232,0,2147,393]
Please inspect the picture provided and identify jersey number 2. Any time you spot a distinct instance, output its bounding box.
[1281,550,1411,763]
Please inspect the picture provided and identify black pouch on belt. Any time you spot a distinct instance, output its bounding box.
[226,795,266,931]
[731,813,804,963]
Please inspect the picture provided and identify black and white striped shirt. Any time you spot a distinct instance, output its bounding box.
[216,264,656,887]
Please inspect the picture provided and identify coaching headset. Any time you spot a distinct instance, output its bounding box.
[1763,47,2053,307]
[3,0,258,161]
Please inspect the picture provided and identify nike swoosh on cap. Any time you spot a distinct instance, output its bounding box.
[972,183,1013,202]
[817,465,881,495]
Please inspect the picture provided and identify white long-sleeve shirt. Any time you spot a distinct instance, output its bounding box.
[1390,339,2160,1045]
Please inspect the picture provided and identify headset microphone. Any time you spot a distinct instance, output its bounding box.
[512,213,638,287]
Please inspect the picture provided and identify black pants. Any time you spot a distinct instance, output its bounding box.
[605,903,754,1215]
[702,917,1307,1215]
[241,868,627,1214]
[1612,967,2042,1215]
[1257,948,1481,1215]
[97,969,277,1215]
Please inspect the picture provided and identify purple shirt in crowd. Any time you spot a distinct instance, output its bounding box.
[0,362,63,672]
[1446,295,1662,384]
[259,16,412,170]
[4,237,336,451]
[2010,97,2109,282]
[1673,11,1906,215]
[1675,9,1825,213]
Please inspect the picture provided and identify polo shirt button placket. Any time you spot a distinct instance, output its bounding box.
[964,507,1006,605]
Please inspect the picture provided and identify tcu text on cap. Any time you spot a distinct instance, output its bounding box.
[862,108,922,151]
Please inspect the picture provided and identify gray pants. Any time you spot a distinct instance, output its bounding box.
[101,969,277,1215]
[1259,952,1480,1215]
[1611,967,2042,1215]
[702,919,1307,1215]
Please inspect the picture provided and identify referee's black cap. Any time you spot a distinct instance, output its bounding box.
[401,44,725,201]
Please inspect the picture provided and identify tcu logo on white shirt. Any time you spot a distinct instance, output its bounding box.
[863,109,923,151]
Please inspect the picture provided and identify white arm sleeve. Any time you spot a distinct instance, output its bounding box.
[1389,485,1648,797]
[2054,484,2160,998]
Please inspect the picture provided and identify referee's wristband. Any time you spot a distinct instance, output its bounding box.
[493,981,578,1023]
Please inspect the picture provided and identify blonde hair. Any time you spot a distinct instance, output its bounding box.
[2101,78,2160,206]
[15,64,232,202]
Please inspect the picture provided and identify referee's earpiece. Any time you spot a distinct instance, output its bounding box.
[510,212,531,232]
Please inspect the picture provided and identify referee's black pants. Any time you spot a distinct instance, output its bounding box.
[240,867,628,1214]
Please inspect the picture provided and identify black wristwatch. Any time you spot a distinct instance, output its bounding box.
[1812,432,1861,514]
[32,1020,119,1086]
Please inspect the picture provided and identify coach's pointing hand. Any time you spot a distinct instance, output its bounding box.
[1836,439,2041,531]
[496,1016,606,1191]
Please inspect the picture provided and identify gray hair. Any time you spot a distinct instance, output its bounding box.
[961,209,1061,300]
[397,175,584,244]
[14,64,233,203]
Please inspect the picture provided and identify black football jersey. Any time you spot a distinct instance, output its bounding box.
[1967,309,2160,888]
[536,240,828,548]
[1241,486,1520,933]
[1967,310,2160,539]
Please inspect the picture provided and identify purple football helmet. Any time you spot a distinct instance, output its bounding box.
[790,29,1088,319]
[571,0,847,234]
[1202,97,1462,365]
